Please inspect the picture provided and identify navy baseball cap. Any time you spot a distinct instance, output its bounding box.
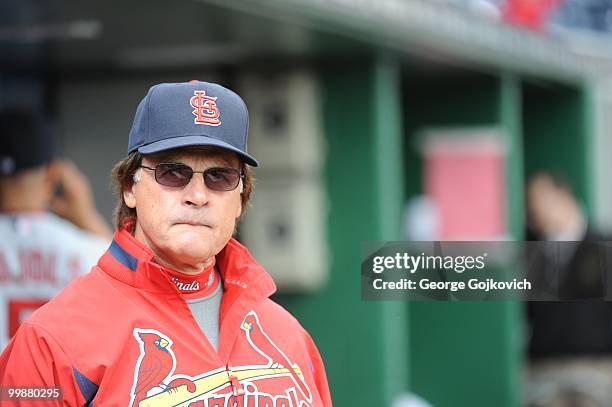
[0,109,57,176]
[128,81,258,167]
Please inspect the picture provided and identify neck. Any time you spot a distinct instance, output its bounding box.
[154,255,215,276]
[0,171,49,212]
[163,259,219,298]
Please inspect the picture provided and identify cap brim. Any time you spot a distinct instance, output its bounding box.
[137,135,259,167]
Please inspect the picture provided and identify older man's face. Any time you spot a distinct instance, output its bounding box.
[124,147,242,273]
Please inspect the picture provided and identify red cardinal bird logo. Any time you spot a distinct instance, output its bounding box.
[241,311,312,402]
[129,329,177,407]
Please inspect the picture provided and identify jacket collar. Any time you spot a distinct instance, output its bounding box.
[97,228,277,301]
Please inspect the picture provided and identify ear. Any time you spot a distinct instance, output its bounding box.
[235,178,243,219]
[123,181,137,209]
[235,198,242,219]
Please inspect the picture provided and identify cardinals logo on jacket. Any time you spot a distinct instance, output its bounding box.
[129,311,313,407]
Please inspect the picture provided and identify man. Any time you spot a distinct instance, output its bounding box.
[0,110,110,350]
[0,82,332,406]
[525,172,612,406]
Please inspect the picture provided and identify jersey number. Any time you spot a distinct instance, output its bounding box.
[8,299,48,337]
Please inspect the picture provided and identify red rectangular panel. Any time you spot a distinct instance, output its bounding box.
[424,135,506,240]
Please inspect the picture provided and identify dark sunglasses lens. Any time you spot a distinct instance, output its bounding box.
[204,168,240,191]
[155,164,193,187]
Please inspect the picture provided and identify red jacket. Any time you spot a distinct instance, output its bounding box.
[0,229,332,406]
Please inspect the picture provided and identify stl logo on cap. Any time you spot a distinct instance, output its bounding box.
[190,90,221,126]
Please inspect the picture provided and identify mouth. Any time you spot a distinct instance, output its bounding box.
[174,221,211,228]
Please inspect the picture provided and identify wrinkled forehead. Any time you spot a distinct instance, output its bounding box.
[143,146,241,168]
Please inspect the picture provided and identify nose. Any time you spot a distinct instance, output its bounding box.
[182,173,209,207]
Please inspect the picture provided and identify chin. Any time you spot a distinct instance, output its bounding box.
[169,225,208,241]
[166,241,211,261]
[170,237,222,258]
[173,236,209,251]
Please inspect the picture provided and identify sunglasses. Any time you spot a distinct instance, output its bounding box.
[140,163,242,191]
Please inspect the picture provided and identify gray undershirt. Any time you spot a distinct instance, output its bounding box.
[185,271,223,352]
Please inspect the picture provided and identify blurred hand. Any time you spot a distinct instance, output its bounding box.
[50,160,113,240]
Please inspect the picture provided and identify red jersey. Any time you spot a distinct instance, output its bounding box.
[0,228,332,406]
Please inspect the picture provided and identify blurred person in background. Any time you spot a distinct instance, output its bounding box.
[525,172,612,407]
[0,109,111,350]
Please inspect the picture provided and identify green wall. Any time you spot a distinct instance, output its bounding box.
[276,58,408,405]
[522,81,593,212]
[403,73,523,407]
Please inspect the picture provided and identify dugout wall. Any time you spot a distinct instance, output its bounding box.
[401,72,523,407]
[522,81,594,213]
